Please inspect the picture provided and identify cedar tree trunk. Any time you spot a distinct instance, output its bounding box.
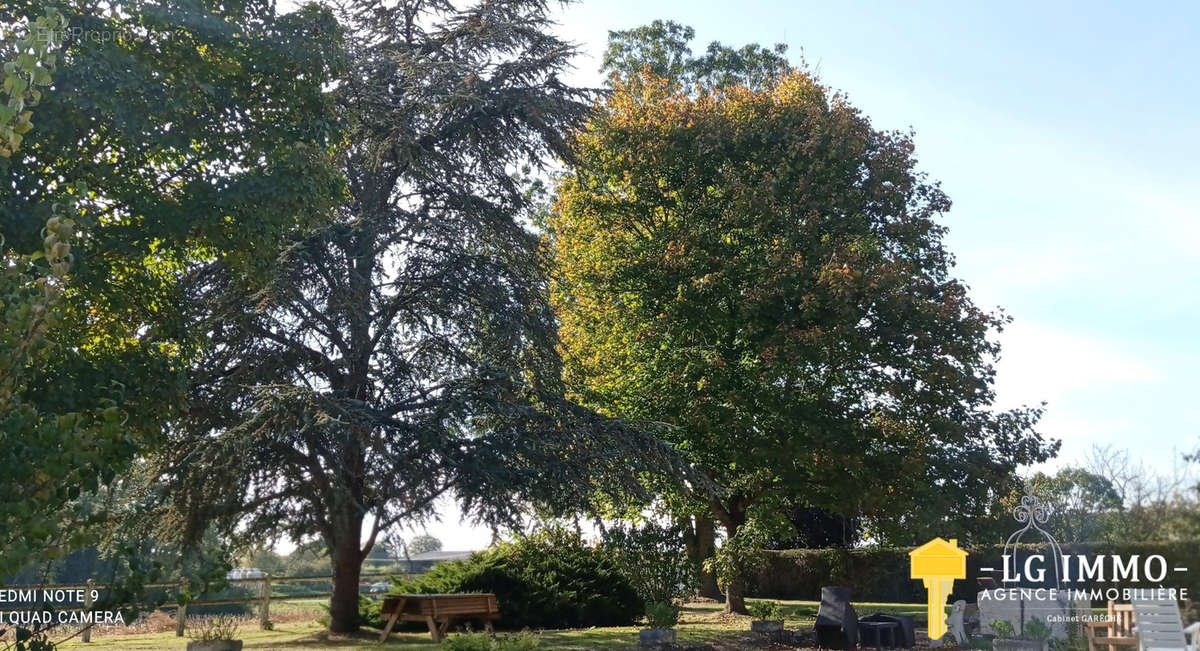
[328,521,366,633]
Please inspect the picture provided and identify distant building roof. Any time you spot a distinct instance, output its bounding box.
[407,550,475,562]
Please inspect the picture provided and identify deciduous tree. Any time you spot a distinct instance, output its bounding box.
[601,19,789,91]
[407,535,443,556]
[550,70,1054,612]
[1,0,343,614]
[1027,468,1122,544]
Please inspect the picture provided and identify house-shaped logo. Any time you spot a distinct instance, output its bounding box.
[910,537,967,641]
[910,538,967,578]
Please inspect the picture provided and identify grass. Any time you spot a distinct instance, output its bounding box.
[56,598,931,650]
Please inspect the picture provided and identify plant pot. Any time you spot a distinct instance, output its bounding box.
[186,641,244,651]
[994,639,1047,651]
[639,628,677,646]
[751,620,784,633]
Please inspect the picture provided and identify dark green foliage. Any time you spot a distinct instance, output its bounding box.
[358,594,384,630]
[159,0,678,634]
[766,507,861,550]
[747,600,782,621]
[0,0,344,588]
[8,628,54,651]
[602,19,790,90]
[393,529,643,630]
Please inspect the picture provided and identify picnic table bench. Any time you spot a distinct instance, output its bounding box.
[378,593,500,642]
[1088,602,1137,651]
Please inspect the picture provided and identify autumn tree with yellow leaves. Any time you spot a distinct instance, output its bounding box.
[550,70,1055,612]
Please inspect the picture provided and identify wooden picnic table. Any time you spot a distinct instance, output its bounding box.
[1087,601,1136,651]
[378,593,500,642]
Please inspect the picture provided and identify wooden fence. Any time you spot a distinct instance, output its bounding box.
[8,572,411,643]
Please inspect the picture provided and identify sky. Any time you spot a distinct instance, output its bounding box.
[380,1,1200,550]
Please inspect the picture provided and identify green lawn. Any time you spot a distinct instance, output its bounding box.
[57,599,931,650]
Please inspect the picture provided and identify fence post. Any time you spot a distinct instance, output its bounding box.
[175,577,187,637]
[259,573,271,629]
[81,578,94,643]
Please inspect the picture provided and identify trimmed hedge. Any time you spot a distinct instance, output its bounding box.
[748,542,1200,604]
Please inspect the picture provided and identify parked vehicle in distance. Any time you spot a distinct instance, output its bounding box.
[226,568,267,581]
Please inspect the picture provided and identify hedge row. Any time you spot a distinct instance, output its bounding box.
[748,542,1200,604]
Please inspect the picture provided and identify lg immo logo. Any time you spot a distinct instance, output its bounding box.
[911,493,1192,642]
[978,494,1190,603]
[988,552,1186,586]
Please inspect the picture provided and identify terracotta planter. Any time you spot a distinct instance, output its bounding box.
[186,641,243,651]
[639,627,677,646]
[751,620,784,633]
[994,639,1047,651]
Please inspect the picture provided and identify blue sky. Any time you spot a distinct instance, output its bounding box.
[401,1,1200,548]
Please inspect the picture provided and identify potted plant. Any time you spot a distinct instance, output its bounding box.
[639,601,680,647]
[187,614,243,651]
[991,617,1051,651]
[1024,617,1053,651]
[748,600,784,634]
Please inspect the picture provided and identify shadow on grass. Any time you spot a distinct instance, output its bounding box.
[244,626,442,649]
[62,600,931,650]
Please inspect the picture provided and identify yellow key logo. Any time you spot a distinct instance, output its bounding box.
[909,537,967,641]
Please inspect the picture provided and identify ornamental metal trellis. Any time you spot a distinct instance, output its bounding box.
[1002,493,1066,590]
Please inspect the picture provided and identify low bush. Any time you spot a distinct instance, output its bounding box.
[188,614,240,641]
[747,600,782,621]
[991,620,1015,639]
[644,601,680,629]
[392,527,642,630]
[1053,632,1090,651]
[1025,618,1052,641]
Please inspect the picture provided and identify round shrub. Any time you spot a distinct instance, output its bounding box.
[391,527,642,629]
[644,601,680,629]
[600,520,698,604]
